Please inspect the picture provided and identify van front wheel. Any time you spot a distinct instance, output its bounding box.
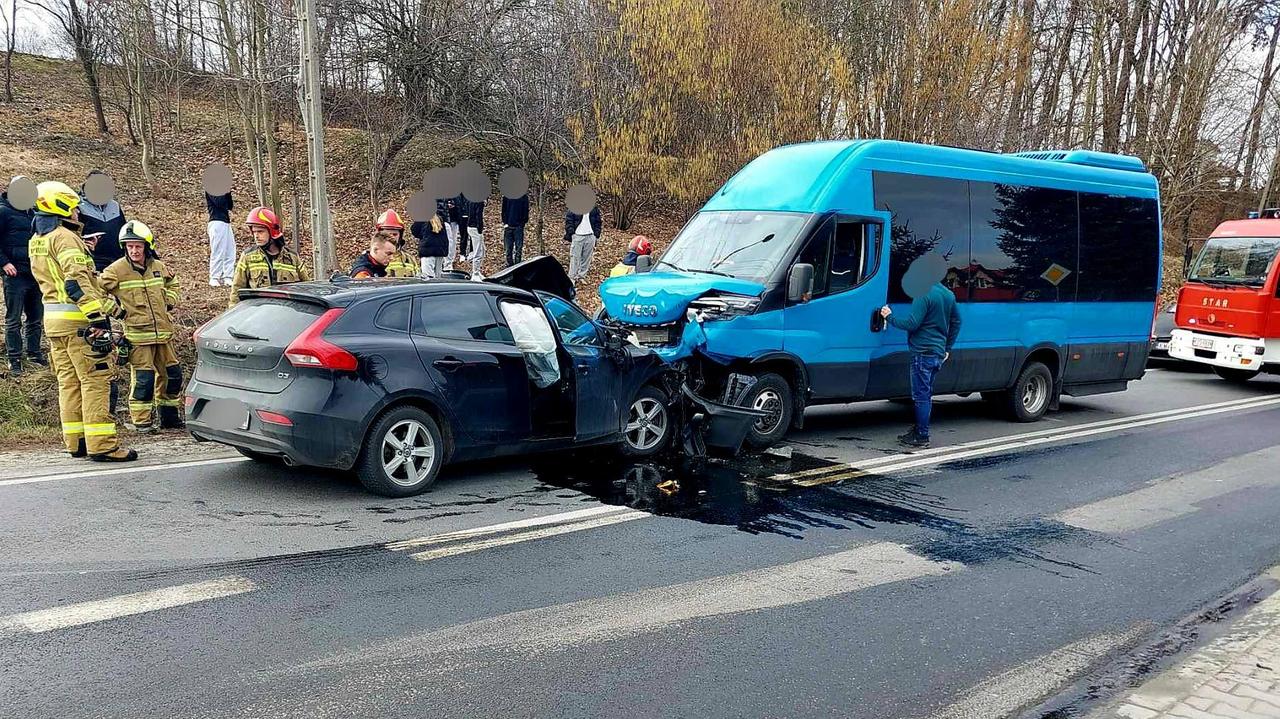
[1005,362,1053,422]
[742,372,793,449]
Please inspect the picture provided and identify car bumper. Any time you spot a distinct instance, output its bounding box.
[185,380,364,469]
[1168,329,1270,369]
[1148,337,1172,357]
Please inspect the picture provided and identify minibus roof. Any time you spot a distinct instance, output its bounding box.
[702,140,1160,215]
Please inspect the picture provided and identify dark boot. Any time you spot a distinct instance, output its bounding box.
[90,447,139,463]
[897,430,929,448]
[26,353,47,367]
[8,358,21,376]
[70,437,87,458]
[158,406,185,429]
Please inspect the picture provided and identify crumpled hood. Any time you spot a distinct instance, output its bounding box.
[599,271,764,325]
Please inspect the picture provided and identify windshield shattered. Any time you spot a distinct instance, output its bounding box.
[658,211,812,283]
[1189,236,1280,287]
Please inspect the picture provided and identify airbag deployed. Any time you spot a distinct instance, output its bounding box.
[500,301,561,388]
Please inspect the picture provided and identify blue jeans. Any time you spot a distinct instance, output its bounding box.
[910,353,944,439]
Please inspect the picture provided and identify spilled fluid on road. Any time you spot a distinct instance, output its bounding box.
[532,449,1114,575]
[531,450,962,540]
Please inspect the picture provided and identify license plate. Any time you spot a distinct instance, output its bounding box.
[1154,342,1169,351]
[1192,337,1214,350]
[201,399,250,430]
[631,327,674,346]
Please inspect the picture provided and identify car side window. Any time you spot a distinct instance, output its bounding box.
[828,221,877,295]
[412,293,513,342]
[374,299,410,333]
[537,293,601,347]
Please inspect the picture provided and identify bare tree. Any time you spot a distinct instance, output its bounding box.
[33,0,110,133]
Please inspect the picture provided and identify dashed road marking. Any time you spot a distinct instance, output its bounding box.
[0,576,257,635]
[401,510,650,562]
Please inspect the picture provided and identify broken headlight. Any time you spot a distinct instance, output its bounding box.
[688,294,760,321]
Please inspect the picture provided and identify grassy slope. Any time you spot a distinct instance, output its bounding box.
[0,53,1190,441]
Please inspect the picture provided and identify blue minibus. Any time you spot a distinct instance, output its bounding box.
[598,140,1163,449]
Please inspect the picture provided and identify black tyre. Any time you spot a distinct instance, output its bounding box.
[355,406,445,497]
[620,385,672,458]
[1004,361,1053,422]
[1213,366,1260,383]
[236,447,280,463]
[742,372,794,449]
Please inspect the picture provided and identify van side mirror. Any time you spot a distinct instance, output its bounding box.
[635,255,652,273]
[787,263,815,303]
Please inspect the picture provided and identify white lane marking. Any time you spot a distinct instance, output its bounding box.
[407,510,650,562]
[385,505,635,551]
[0,576,257,635]
[777,394,1280,481]
[0,456,248,488]
[922,625,1149,719]
[785,395,1280,487]
[301,542,959,670]
[1055,445,1280,533]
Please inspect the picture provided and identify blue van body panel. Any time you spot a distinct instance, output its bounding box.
[603,139,1162,405]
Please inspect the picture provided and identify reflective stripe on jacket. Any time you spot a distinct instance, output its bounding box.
[29,222,117,337]
[229,246,311,306]
[386,248,418,278]
[100,256,179,345]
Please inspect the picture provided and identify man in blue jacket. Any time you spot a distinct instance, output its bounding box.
[501,192,529,268]
[0,176,43,374]
[880,276,961,448]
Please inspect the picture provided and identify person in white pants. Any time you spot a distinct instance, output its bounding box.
[205,190,236,286]
[459,196,486,280]
[414,210,449,279]
[565,204,601,283]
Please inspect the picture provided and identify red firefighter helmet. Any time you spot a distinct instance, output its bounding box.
[376,209,405,232]
[245,206,283,240]
[629,235,653,255]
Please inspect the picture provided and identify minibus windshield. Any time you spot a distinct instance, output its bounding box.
[1189,236,1280,287]
[657,211,813,283]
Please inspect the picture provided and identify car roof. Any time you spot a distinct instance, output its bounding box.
[238,278,535,307]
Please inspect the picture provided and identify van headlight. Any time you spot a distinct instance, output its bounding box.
[688,295,760,321]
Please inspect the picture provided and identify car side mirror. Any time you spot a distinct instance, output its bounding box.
[635,255,652,273]
[787,263,815,303]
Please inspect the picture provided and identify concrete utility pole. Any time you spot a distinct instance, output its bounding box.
[296,0,335,276]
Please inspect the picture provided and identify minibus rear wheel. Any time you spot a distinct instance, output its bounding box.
[743,372,793,449]
[1005,361,1053,422]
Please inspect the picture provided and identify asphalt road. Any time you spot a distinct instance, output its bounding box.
[3,362,1280,719]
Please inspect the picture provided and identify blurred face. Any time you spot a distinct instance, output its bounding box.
[125,241,146,264]
[369,240,395,266]
[249,225,273,248]
[377,228,402,246]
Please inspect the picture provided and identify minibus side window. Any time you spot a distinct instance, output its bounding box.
[830,221,867,294]
[795,221,833,298]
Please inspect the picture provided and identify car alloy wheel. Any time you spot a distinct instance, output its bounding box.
[382,419,437,488]
[626,396,668,452]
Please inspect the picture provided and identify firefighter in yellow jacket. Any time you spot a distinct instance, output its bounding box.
[229,206,311,307]
[100,221,184,433]
[376,209,418,278]
[29,181,136,462]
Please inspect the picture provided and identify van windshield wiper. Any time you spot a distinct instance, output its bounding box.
[227,326,268,342]
[654,258,734,279]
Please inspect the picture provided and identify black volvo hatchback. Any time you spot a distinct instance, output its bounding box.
[186,259,672,496]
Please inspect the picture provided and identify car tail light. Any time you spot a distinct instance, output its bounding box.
[193,319,212,344]
[256,409,294,426]
[284,308,358,371]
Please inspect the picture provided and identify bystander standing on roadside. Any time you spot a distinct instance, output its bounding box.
[0,176,44,375]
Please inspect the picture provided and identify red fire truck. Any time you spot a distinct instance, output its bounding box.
[1168,210,1280,381]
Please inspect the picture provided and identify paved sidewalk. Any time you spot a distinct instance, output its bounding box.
[1091,567,1280,719]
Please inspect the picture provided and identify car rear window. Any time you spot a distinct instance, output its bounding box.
[203,298,323,345]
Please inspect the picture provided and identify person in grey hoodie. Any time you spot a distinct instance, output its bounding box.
[79,170,127,273]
